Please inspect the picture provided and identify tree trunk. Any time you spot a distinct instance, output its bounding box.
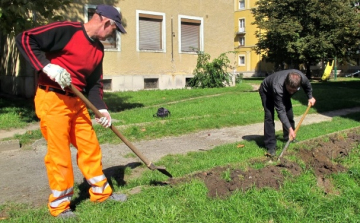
[305,62,311,79]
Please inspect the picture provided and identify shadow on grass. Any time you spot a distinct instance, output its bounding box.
[243,77,264,81]
[70,164,128,209]
[0,97,38,123]
[293,80,360,113]
[103,94,144,112]
[242,134,264,148]
[70,162,144,210]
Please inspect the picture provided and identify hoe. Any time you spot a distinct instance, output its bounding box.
[70,84,173,178]
[278,104,312,161]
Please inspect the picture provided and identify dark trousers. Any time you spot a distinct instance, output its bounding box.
[259,87,295,150]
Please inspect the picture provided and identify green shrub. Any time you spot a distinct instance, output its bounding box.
[187,51,234,88]
[235,73,244,84]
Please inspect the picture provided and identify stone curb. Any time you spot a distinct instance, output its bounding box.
[0,140,21,152]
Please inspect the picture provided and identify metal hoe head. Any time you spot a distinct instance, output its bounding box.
[148,163,173,178]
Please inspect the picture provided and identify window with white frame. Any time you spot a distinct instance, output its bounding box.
[239,36,245,46]
[84,4,121,51]
[136,10,166,52]
[239,19,245,33]
[238,55,245,66]
[179,15,203,53]
[239,0,245,9]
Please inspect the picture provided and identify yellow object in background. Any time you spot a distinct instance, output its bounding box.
[321,60,334,80]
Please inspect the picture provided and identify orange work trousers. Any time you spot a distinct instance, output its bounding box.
[34,87,112,217]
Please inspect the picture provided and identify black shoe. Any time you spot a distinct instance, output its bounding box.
[57,209,76,218]
[108,193,127,202]
[267,148,276,157]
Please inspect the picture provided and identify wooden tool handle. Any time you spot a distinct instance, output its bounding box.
[69,84,152,167]
[278,104,312,161]
[294,104,311,134]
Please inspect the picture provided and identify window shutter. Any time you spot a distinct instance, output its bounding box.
[139,18,161,50]
[181,22,200,52]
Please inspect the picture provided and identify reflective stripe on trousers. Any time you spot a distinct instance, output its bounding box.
[87,175,111,200]
[34,87,112,216]
[49,188,73,207]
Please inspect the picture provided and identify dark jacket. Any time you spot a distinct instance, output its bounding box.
[260,69,313,129]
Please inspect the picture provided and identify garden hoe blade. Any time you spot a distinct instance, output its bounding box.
[69,84,173,178]
[277,104,312,162]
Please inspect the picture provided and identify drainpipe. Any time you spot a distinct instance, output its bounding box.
[171,16,174,62]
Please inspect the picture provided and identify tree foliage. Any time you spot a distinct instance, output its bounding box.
[252,0,360,76]
[187,52,234,88]
[0,0,72,36]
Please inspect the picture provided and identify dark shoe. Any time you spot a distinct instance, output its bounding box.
[58,209,76,218]
[267,148,276,157]
[108,193,127,202]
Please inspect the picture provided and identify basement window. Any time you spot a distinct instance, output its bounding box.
[185,77,193,86]
[103,79,112,91]
[144,78,159,89]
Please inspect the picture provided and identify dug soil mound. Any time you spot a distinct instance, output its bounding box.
[169,131,360,197]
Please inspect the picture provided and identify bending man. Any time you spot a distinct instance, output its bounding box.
[259,69,316,156]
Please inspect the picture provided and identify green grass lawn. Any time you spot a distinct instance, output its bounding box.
[1,78,360,222]
[2,114,360,222]
[4,78,360,145]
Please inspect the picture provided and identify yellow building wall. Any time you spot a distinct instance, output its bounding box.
[65,0,234,91]
[233,0,270,77]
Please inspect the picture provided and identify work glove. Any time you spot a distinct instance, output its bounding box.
[95,109,112,128]
[42,63,72,90]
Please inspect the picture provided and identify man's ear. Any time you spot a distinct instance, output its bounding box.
[104,18,112,27]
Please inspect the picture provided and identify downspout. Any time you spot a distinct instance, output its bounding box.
[171,16,174,62]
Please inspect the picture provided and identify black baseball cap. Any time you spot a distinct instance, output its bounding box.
[96,4,126,33]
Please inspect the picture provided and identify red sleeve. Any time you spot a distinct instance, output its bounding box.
[16,22,82,71]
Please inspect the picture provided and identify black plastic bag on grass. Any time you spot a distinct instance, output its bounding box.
[153,107,171,118]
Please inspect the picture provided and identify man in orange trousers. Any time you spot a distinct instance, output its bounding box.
[16,5,127,218]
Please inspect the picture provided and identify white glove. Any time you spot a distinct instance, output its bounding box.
[95,109,112,128]
[42,63,71,90]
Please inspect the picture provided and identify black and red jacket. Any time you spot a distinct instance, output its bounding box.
[16,21,107,109]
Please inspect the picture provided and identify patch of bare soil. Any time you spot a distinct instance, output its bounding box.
[169,131,360,198]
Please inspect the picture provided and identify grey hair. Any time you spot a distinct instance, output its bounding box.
[285,72,302,88]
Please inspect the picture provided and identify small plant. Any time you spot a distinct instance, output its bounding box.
[187,51,234,88]
[222,168,232,182]
[235,73,244,84]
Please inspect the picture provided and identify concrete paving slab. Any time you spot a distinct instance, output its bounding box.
[0,140,21,152]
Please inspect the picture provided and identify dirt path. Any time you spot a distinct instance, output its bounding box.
[0,107,360,207]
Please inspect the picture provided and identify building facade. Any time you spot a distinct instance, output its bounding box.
[69,0,235,92]
[1,0,235,97]
[233,0,272,77]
